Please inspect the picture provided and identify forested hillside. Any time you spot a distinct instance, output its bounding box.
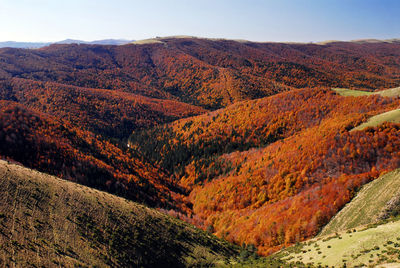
[130,87,400,255]
[0,78,205,139]
[0,37,400,257]
[0,101,188,210]
[1,38,400,109]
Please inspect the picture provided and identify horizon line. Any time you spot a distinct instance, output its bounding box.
[0,36,399,45]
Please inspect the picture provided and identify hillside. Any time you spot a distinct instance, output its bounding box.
[274,219,400,267]
[320,168,400,236]
[271,168,400,267]
[188,119,400,255]
[351,109,400,131]
[0,160,237,267]
[332,88,376,97]
[0,78,206,139]
[376,86,400,97]
[1,37,400,259]
[0,101,187,210]
[334,86,400,132]
[130,88,400,255]
[333,86,400,98]
[129,87,399,179]
[1,38,400,109]
[130,88,351,176]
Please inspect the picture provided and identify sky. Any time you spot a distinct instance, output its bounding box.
[0,0,399,43]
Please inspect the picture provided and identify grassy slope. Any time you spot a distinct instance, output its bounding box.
[267,168,400,267]
[351,109,400,131]
[235,169,400,267]
[332,88,375,96]
[333,86,400,97]
[0,160,237,267]
[335,86,400,134]
[320,168,400,236]
[377,87,400,97]
[278,220,400,267]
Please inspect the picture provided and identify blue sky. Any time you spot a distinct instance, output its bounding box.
[0,0,399,42]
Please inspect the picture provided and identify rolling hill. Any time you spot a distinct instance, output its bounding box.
[129,87,398,179]
[1,37,400,260]
[319,168,400,236]
[351,109,400,131]
[333,86,400,98]
[129,87,400,255]
[332,88,376,97]
[0,101,187,210]
[1,37,400,109]
[0,78,206,139]
[275,219,400,267]
[0,160,237,267]
[267,168,400,267]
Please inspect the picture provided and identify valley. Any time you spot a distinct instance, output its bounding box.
[0,37,399,266]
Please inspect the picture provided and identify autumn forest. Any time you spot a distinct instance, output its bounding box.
[0,37,400,257]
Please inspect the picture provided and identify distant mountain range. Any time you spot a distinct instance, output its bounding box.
[55,39,134,45]
[1,37,399,49]
[0,39,134,48]
[0,41,51,49]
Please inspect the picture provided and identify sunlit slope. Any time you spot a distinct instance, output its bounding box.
[188,118,400,255]
[0,160,237,267]
[376,86,400,97]
[278,219,400,267]
[332,88,375,96]
[333,87,400,132]
[333,86,400,97]
[320,168,400,236]
[352,109,400,131]
[130,88,400,255]
[129,88,399,180]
